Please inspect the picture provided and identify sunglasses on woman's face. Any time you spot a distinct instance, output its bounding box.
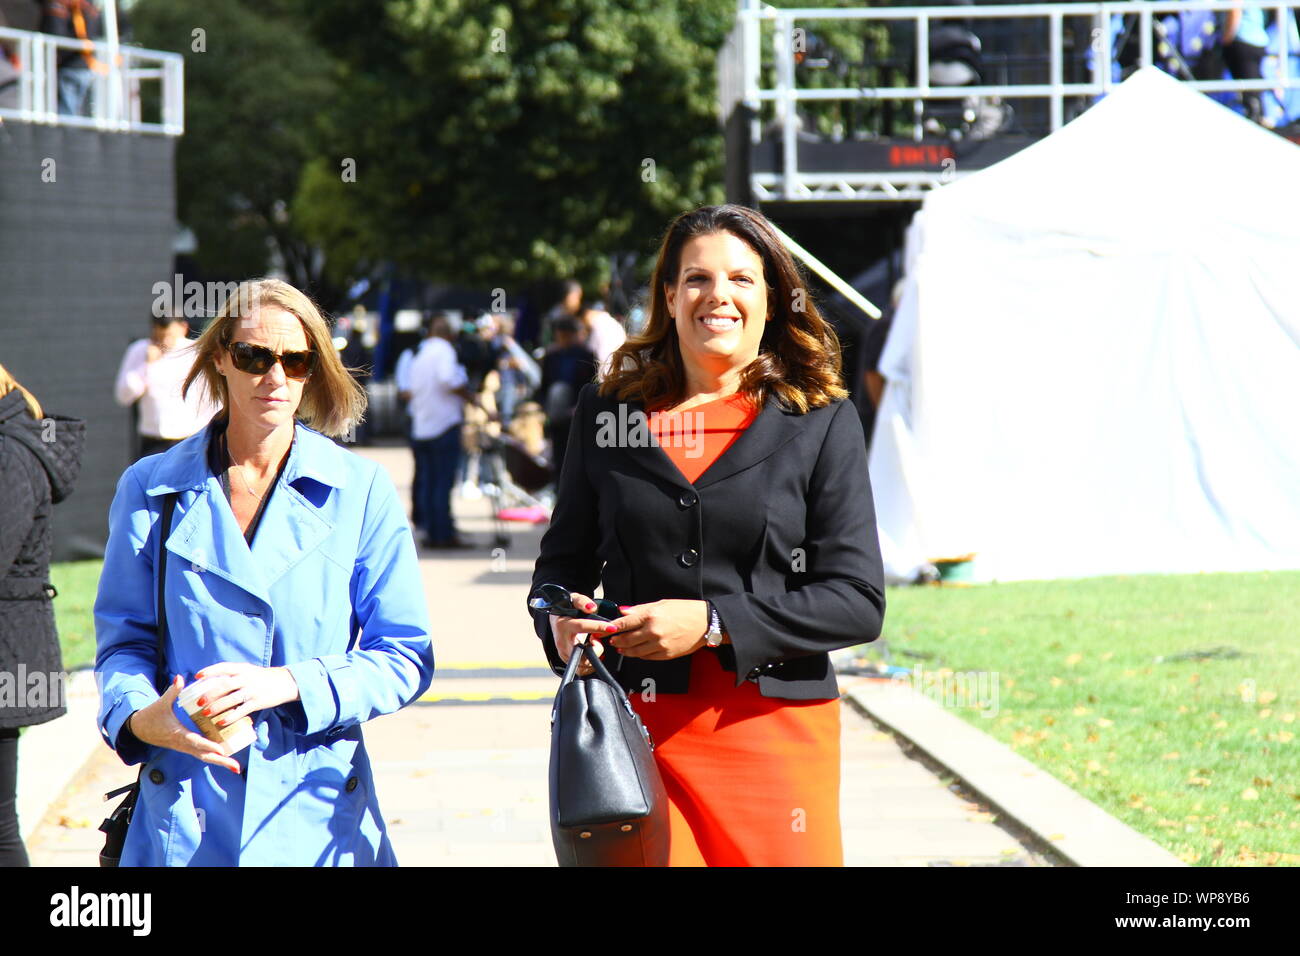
[227,341,317,380]
[528,583,620,622]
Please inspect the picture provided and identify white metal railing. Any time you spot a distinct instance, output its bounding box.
[0,27,183,135]
[724,0,1300,200]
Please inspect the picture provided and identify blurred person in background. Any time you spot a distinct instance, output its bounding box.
[579,304,627,379]
[535,316,596,479]
[0,35,19,111]
[337,311,373,445]
[409,313,479,549]
[454,314,501,498]
[540,279,583,349]
[39,0,104,118]
[115,312,217,461]
[490,312,541,425]
[394,315,426,527]
[0,363,84,866]
[1223,1,1270,124]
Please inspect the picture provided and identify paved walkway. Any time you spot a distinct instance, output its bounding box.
[26,443,1050,866]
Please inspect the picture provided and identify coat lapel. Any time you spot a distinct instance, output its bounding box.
[598,391,804,490]
[146,423,346,605]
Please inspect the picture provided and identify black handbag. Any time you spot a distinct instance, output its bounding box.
[98,492,176,867]
[548,639,670,867]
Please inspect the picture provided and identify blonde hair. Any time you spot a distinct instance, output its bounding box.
[183,278,365,438]
[0,362,44,419]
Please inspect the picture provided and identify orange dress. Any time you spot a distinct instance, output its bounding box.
[632,394,844,867]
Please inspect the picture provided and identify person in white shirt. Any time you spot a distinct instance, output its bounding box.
[580,306,627,379]
[408,314,479,549]
[394,337,423,526]
[114,315,217,460]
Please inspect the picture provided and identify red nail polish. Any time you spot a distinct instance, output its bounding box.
[618,606,632,612]
[197,698,206,707]
[605,624,618,633]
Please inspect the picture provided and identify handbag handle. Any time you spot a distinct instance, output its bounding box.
[554,638,654,751]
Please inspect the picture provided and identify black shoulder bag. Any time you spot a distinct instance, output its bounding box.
[98,492,176,868]
[549,638,669,866]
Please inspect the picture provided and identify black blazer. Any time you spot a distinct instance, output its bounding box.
[528,382,886,700]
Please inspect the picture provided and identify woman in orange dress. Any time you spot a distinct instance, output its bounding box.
[529,204,885,866]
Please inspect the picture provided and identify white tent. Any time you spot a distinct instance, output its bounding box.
[870,67,1300,583]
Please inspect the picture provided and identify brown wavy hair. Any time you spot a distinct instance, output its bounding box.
[600,204,847,414]
[183,278,365,438]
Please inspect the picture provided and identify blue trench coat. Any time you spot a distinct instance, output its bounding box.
[94,422,434,866]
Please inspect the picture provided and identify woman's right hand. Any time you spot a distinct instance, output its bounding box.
[550,592,619,677]
[127,675,242,774]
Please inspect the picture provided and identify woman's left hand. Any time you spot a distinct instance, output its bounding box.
[192,662,301,728]
[607,600,711,661]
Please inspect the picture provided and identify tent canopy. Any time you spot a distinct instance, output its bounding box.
[871,68,1300,582]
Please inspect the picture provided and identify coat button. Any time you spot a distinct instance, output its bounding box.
[148,769,164,784]
[677,549,699,568]
[345,776,359,793]
[678,491,697,509]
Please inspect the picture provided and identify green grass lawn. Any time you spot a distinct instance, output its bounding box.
[51,560,103,672]
[857,572,1300,867]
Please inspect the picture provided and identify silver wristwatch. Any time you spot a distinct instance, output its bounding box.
[703,601,724,648]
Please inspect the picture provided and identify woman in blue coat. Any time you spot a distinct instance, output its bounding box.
[95,279,434,866]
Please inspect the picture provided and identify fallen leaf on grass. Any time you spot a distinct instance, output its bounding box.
[1259,690,1278,705]
[1162,751,1181,760]
[1096,717,1113,727]
[1072,705,1090,716]
[1241,788,1259,800]
[1065,653,1083,667]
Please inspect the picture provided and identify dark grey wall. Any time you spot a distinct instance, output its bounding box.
[0,123,176,560]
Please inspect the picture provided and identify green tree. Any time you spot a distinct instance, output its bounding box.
[293,0,734,292]
[130,0,345,306]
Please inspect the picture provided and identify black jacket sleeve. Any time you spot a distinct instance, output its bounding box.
[528,384,603,674]
[712,400,886,683]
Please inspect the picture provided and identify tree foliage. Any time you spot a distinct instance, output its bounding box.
[293,0,734,291]
[130,0,344,305]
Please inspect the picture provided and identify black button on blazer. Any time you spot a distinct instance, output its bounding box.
[528,382,886,700]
